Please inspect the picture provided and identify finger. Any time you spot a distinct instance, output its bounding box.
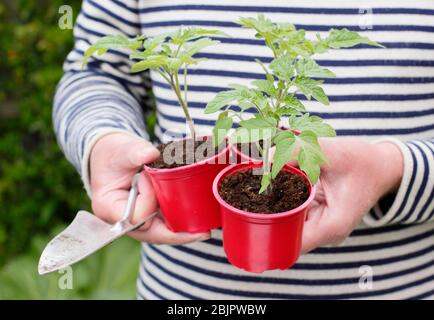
[123,143,160,169]
[301,205,326,254]
[92,175,158,225]
[128,216,211,245]
[132,173,158,228]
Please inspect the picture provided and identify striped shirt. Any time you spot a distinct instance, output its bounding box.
[54,0,434,299]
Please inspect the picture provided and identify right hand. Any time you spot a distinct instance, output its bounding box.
[89,132,211,244]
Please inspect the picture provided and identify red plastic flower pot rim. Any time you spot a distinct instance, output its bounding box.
[143,135,232,175]
[212,161,316,221]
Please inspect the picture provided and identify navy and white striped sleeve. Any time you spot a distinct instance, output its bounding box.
[53,0,149,196]
[364,138,434,226]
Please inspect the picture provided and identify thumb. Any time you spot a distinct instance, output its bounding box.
[121,139,160,169]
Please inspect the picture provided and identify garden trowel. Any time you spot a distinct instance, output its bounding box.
[38,173,157,275]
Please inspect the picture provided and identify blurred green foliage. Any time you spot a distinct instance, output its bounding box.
[0,225,141,299]
[0,0,150,299]
[0,1,89,263]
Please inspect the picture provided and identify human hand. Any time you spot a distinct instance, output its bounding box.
[301,138,403,253]
[90,132,211,244]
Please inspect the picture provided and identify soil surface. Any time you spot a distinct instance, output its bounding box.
[219,169,309,214]
[148,138,218,169]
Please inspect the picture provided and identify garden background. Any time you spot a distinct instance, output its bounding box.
[0,0,154,299]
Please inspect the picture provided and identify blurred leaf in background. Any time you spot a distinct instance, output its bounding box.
[0,0,88,264]
[0,226,141,299]
[0,0,150,299]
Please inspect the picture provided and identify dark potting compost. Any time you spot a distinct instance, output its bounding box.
[149,138,219,169]
[219,169,309,214]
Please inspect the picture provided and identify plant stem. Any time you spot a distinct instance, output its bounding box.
[183,67,188,108]
[262,137,272,195]
[172,73,196,141]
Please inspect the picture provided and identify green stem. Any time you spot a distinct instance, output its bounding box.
[255,141,264,157]
[158,69,171,84]
[262,137,272,195]
[183,67,188,108]
[172,73,196,140]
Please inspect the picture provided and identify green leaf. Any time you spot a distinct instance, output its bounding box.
[171,27,229,44]
[259,173,272,194]
[252,79,276,96]
[290,114,336,137]
[239,116,277,129]
[273,130,295,144]
[269,55,295,80]
[143,34,167,51]
[295,76,329,105]
[83,35,143,68]
[298,147,321,184]
[238,15,274,34]
[282,96,306,111]
[296,59,336,78]
[229,127,277,144]
[213,112,233,147]
[296,131,329,183]
[204,90,239,114]
[271,136,296,178]
[130,56,167,72]
[228,83,250,91]
[129,51,149,60]
[325,28,384,49]
[182,37,221,57]
[238,100,255,110]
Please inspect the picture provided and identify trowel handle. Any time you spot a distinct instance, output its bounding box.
[120,173,141,223]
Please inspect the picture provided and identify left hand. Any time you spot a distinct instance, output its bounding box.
[301,138,403,253]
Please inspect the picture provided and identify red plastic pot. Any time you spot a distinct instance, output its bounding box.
[143,136,231,233]
[213,162,316,273]
[230,143,255,163]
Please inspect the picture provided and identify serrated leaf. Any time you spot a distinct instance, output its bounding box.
[143,34,167,51]
[130,56,167,72]
[282,96,306,111]
[213,112,233,147]
[252,79,276,96]
[129,51,149,60]
[271,137,296,178]
[182,38,220,57]
[228,83,250,91]
[289,114,336,137]
[82,35,142,68]
[269,55,295,81]
[166,57,184,73]
[238,100,255,110]
[295,76,329,105]
[296,59,336,78]
[296,131,328,183]
[238,14,274,34]
[325,28,384,49]
[273,131,295,144]
[204,90,239,114]
[298,148,321,184]
[182,28,229,42]
[239,117,277,129]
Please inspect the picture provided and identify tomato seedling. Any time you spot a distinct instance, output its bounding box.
[205,14,383,192]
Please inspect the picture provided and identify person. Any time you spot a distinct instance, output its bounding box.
[54,0,434,299]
